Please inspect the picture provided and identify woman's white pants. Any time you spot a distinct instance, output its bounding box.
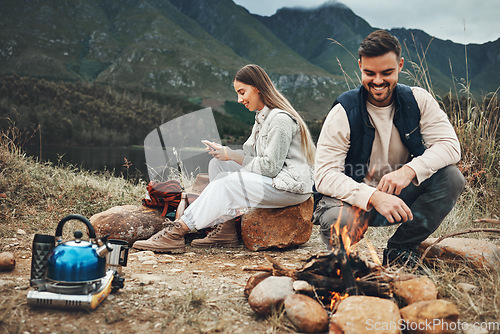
[181,158,310,231]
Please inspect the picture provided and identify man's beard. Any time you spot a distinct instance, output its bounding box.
[368,83,393,105]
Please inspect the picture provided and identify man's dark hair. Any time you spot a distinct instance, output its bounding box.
[358,30,402,59]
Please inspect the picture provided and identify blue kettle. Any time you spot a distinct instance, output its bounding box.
[46,214,111,283]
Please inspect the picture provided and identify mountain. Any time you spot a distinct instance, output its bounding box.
[257,2,373,77]
[256,2,500,96]
[0,0,497,123]
[0,0,247,95]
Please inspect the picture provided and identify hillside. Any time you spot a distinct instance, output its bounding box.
[0,0,498,122]
[0,0,344,118]
[0,75,251,146]
[257,3,373,77]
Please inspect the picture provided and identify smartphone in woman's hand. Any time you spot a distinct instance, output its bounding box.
[201,140,220,151]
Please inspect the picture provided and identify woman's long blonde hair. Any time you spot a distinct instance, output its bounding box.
[234,64,316,165]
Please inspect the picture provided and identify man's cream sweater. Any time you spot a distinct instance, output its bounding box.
[315,87,461,210]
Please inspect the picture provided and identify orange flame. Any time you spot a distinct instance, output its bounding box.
[330,205,368,255]
[330,291,349,310]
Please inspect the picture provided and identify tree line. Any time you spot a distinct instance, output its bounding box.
[0,75,251,147]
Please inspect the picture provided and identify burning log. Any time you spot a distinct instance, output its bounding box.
[296,251,393,303]
[245,251,394,308]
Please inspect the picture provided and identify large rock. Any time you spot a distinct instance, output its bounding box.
[284,294,329,333]
[400,300,459,334]
[329,296,401,334]
[248,276,294,316]
[241,197,313,251]
[90,205,165,245]
[418,237,500,270]
[393,276,438,306]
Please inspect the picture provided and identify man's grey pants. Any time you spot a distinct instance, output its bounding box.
[313,165,466,250]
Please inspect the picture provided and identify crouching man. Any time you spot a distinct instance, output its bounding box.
[313,30,465,268]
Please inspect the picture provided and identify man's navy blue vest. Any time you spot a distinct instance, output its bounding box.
[334,84,426,182]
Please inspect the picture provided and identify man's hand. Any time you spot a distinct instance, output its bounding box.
[369,190,413,224]
[377,165,416,195]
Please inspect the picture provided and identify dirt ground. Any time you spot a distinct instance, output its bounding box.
[1,225,334,334]
[2,224,498,334]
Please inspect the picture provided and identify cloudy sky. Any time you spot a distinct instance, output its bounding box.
[233,0,499,45]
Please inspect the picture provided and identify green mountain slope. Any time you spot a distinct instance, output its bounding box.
[169,0,327,75]
[0,0,497,124]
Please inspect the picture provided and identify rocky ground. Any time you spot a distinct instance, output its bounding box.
[0,225,332,334]
[1,224,498,334]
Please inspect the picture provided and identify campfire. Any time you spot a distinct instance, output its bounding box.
[244,205,471,333]
[247,205,394,310]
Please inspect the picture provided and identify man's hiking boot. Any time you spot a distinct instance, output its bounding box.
[383,247,421,269]
[191,219,239,248]
[132,220,187,253]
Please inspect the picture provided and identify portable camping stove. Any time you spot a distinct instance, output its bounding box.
[27,270,118,310]
[27,215,129,311]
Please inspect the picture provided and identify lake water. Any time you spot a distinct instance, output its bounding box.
[25,145,211,182]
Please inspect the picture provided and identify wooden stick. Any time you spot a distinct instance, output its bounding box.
[264,254,298,278]
[474,218,500,224]
[242,266,273,272]
[0,252,15,271]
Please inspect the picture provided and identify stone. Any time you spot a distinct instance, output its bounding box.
[456,283,479,294]
[292,280,314,293]
[170,291,184,299]
[130,273,165,285]
[400,300,459,334]
[393,276,438,306]
[248,276,294,316]
[241,197,314,251]
[90,205,165,245]
[0,252,16,271]
[418,237,500,270]
[460,323,490,334]
[284,294,329,333]
[330,296,401,334]
[244,272,272,298]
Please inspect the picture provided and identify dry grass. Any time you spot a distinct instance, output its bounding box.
[0,125,146,238]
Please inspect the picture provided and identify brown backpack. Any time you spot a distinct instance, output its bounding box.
[142,180,183,216]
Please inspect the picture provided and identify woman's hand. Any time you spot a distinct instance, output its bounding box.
[209,146,244,165]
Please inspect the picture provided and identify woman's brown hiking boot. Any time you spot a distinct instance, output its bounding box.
[132,220,187,253]
[191,219,239,248]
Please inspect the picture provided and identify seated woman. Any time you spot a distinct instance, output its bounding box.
[133,64,316,253]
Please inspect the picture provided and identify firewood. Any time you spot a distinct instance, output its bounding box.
[0,252,15,271]
[356,278,392,298]
[243,265,273,272]
[263,254,298,278]
[296,272,345,291]
[246,251,396,300]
